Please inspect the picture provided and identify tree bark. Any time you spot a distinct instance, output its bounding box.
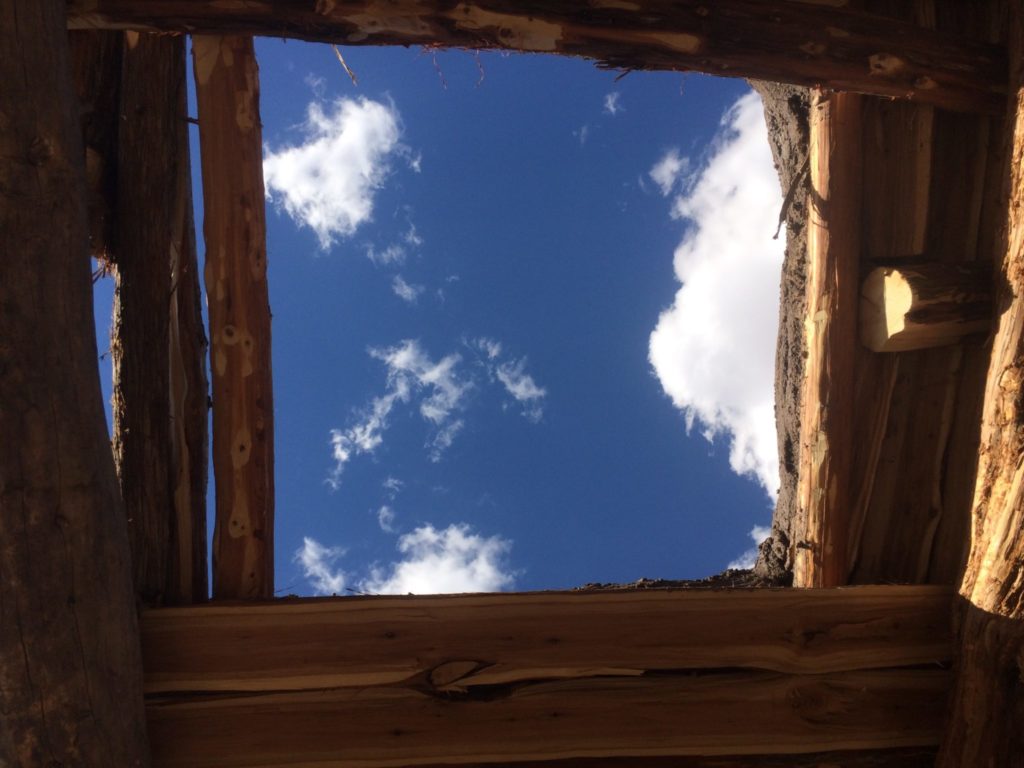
[0,1,150,764]
[66,0,1007,113]
[113,33,191,605]
[793,90,862,588]
[69,29,123,261]
[192,35,274,600]
[936,16,1024,764]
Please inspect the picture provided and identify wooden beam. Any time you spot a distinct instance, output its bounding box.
[65,0,1007,113]
[192,35,274,600]
[793,90,862,588]
[141,587,953,766]
[936,17,1024,765]
[859,263,991,352]
[0,1,150,763]
[113,32,206,605]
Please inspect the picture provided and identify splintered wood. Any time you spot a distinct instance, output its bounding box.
[142,587,953,767]
[64,0,1007,113]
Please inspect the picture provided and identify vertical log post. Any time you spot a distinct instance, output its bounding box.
[192,35,274,599]
[114,33,190,604]
[936,20,1024,765]
[0,1,150,763]
[793,90,862,588]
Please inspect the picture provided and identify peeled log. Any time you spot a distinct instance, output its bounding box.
[860,263,991,352]
[793,90,862,588]
[192,35,274,600]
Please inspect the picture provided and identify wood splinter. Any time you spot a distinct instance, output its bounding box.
[860,263,992,353]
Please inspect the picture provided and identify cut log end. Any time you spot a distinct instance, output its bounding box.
[860,264,992,353]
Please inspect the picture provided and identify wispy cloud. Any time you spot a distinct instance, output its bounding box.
[328,340,471,483]
[727,525,771,570]
[495,359,546,422]
[383,476,404,498]
[470,337,547,422]
[649,148,688,196]
[391,274,424,303]
[603,91,623,116]
[295,537,347,595]
[365,243,406,266]
[648,91,782,499]
[377,505,397,533]
[263,97,407,248]
[361,524,515,594]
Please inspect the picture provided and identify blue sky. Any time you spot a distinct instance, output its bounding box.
[94,41,785,595]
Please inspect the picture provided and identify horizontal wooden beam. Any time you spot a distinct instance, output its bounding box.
[142,587,954,766]
[65,0,1006,113]
[860,263,991,352]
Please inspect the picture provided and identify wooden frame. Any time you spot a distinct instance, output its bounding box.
[2,1,1021,766]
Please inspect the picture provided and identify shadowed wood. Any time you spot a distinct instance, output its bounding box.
[192,35,274,600]
[141,587,953,767]
[937,15,1024,765]
[860,263,991,352]
[0,0,150,763]
[147,669,950,767]
[64,0,1007,113]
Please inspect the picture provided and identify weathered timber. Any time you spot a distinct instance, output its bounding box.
[168,69,210,605]
[148,669,949,767]
[141,588,952,767]
[69,30,122,259]
[412,751,940,768]
[0,1,150,764]
[860,263,991,352]
[193,35,274,600]
[114,32,204,605]
[936,19,1024,765]
[141,586,953,693]
[793,90,862,588]
[64,0,1007,113]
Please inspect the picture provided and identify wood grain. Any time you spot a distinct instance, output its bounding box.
[65,0,1007,113]
[192,35,274,599]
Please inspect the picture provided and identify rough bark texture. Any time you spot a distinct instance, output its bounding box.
[112,33,183,605]
[937,18,1024,764]
[65,0,1008,113]
[193,35,274,600]
[69,29,123,260]
[750,80,810,586]
[0,1,150,764]
[168,85,210,605]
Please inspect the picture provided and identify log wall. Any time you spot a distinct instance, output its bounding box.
[142,587,952,767]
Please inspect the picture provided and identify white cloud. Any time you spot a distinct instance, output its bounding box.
[383,476,404,498]
[603,91,623,116]
[361,524,515,594]
[263,97,405,248]
[377,505,397,533]
[328,380,410,488]
[366,243,406,266]
[727,524,772,570]
[648,91,782,499]
[575,125,589,146]
[328,340,472,483]
[295,537,347,595]
[649,148,688,196]
[495,359,546,422]
[468,337,547,421]
[391,274,424,303]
